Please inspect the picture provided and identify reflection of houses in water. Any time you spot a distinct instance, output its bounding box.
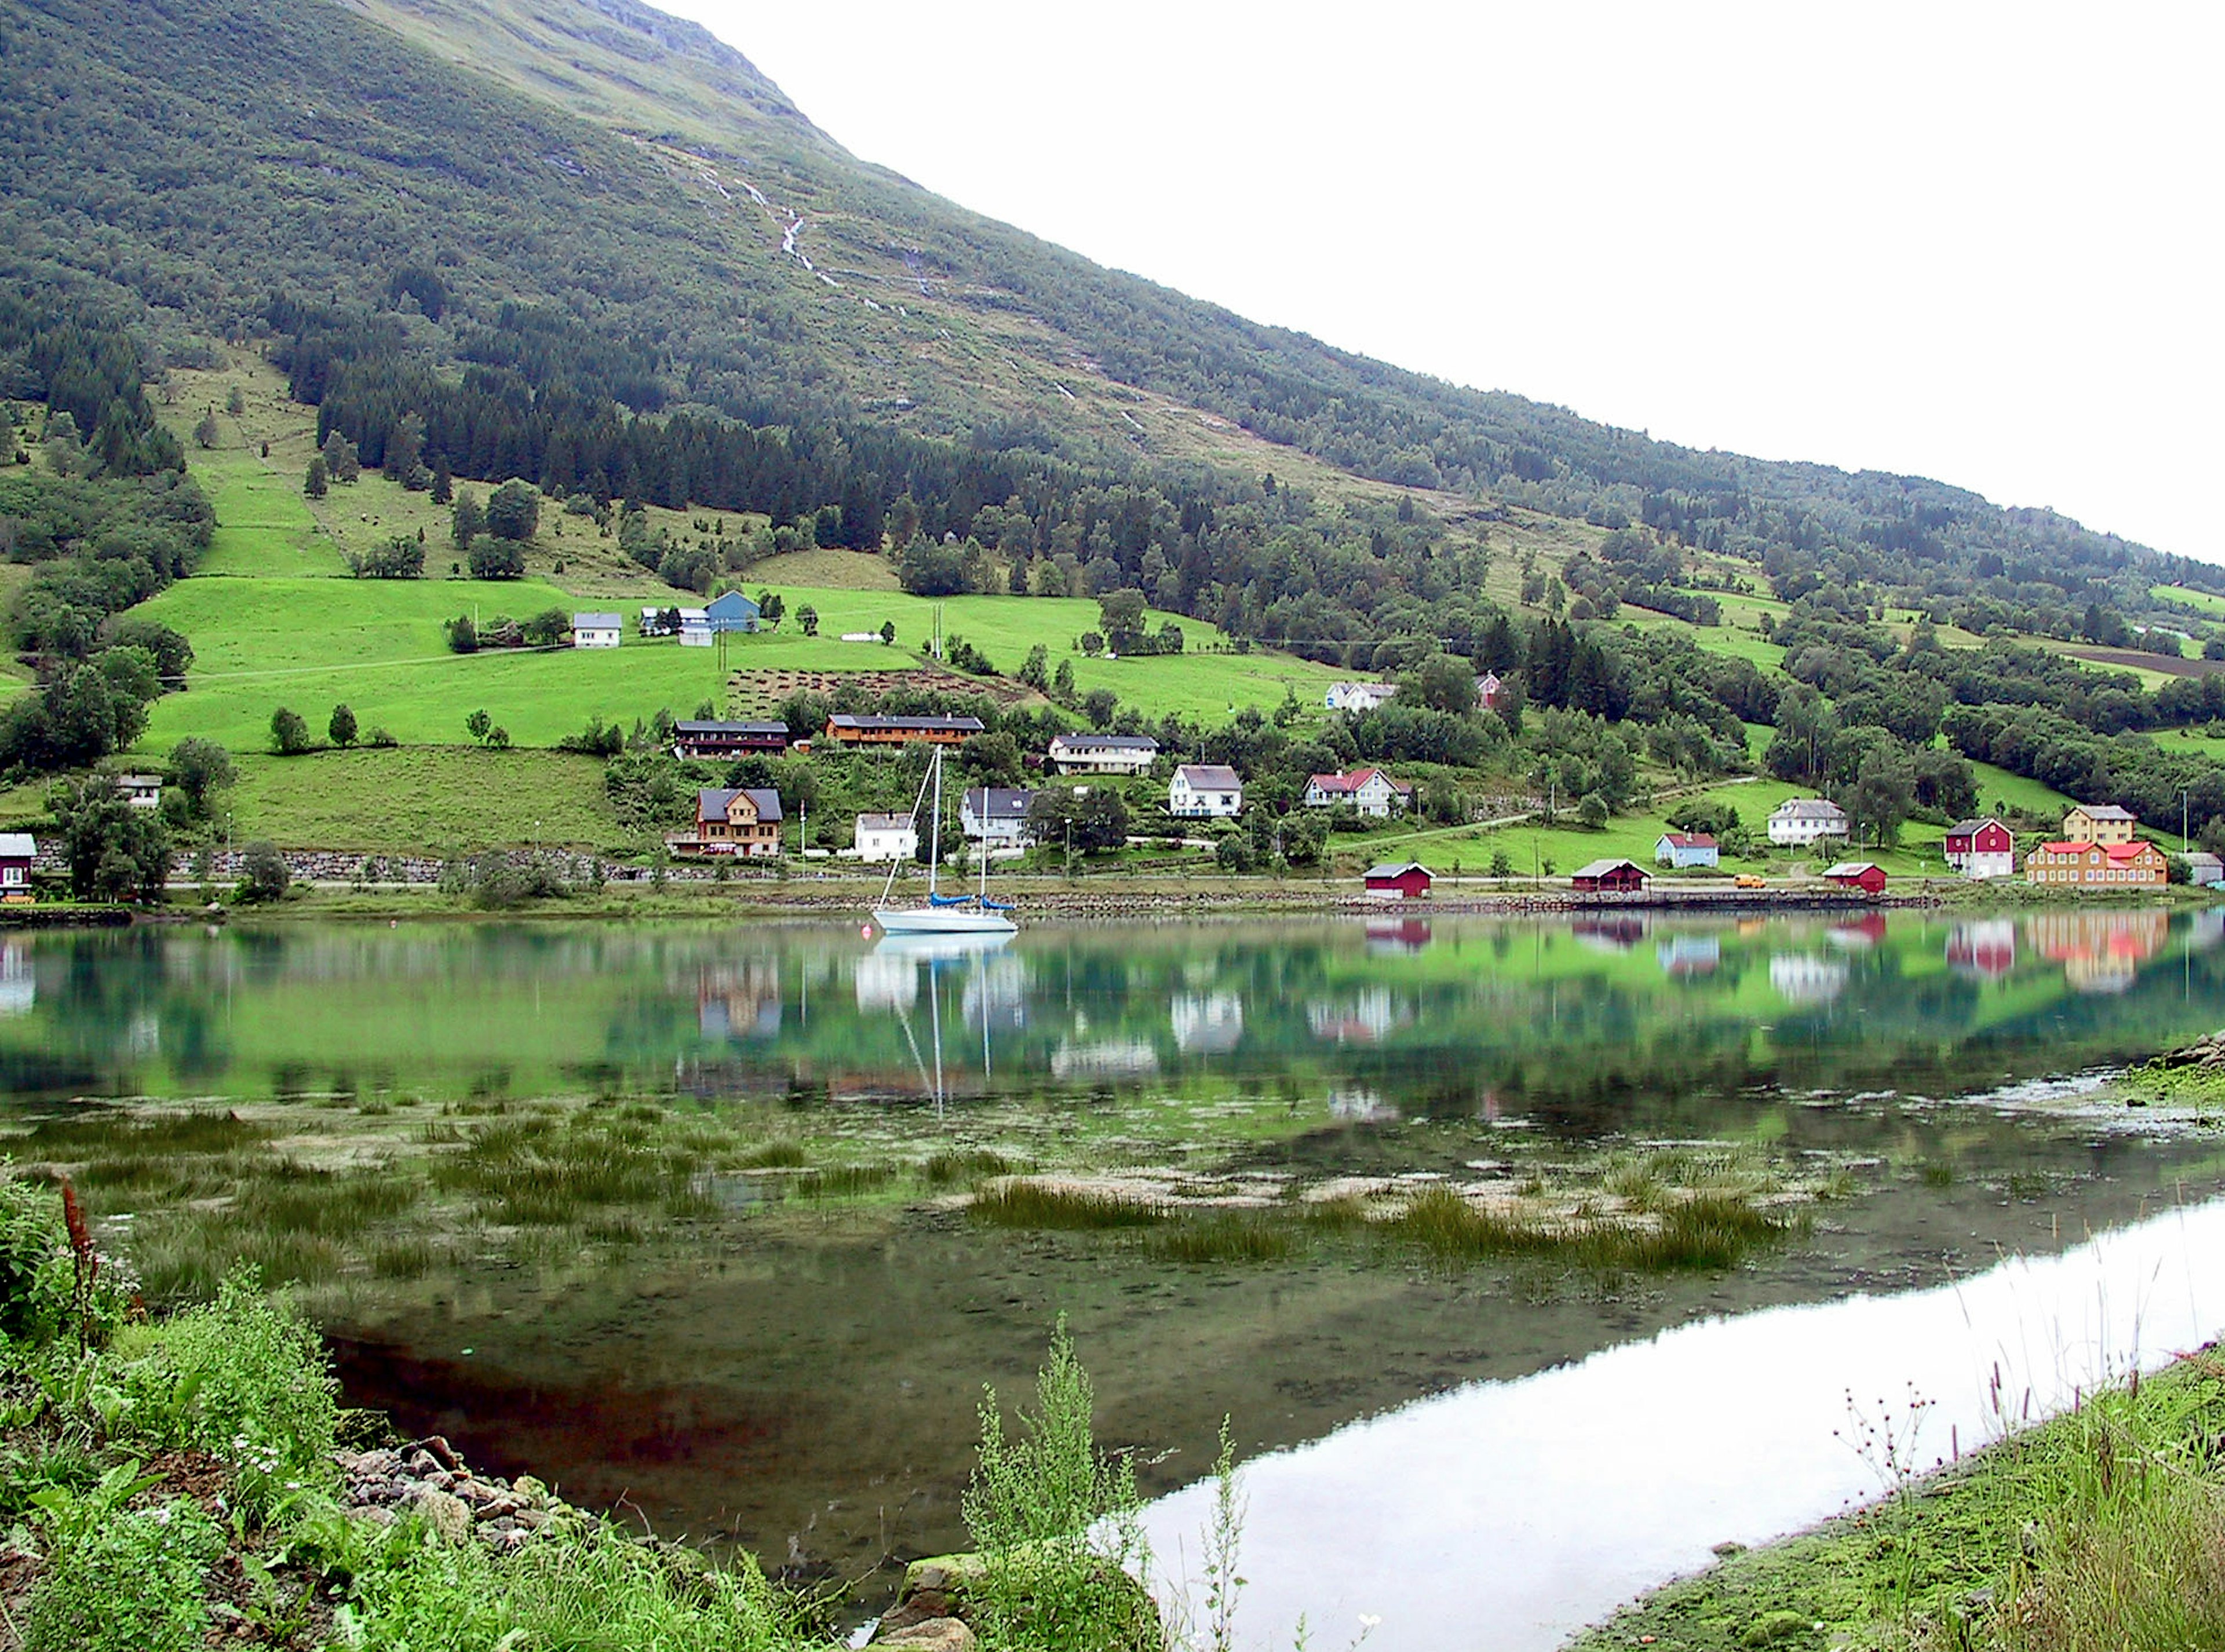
[1770,953,1848,1005]
[853,951,919,1013]
[960,956,1030,1032]
[1363,917,1432,955]
[1171,993,1244,1053]
[1946,920,2017,980]
[1572,916,1648,953]
[1826,913,1888,950]
[2025,911,2169,994]
[1329,1088,1400,1124]
[1050,1040,1160,1080]
[0,940,30,1016]
[1655,933,1721,976]
[1307,987,1409,1045]
[697,960,781,1040]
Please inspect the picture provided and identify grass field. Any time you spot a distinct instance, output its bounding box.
[223,748,623,851]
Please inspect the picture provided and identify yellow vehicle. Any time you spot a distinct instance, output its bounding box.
[1734,873,1767,889]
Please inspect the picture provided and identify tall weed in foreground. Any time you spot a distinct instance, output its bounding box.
[964,1319,1158,1652]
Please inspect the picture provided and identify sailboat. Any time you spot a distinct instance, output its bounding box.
[872,744,1019,936]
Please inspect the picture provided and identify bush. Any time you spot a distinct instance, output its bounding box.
[484,479,541,541]
[345,535,425,579]
[235,840,290,903]
[466,535,526,579]
[269,706,311,755]
[114,1268,339,1514]
[25,1493,225,1652]
[444,614,479,653]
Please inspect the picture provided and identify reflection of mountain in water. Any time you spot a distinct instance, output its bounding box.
[1171,993,1243,1053]
[2026,911,2168,994]
[1770,954,1848,1005]
[1946,920,2017,980]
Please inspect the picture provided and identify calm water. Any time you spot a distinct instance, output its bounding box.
[6,905,2225,1641]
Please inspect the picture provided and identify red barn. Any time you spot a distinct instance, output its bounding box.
[1363,861,1434,900]
[1570,858,1650,894]
[1942,817,2015,880]
[1821,860,1888,895]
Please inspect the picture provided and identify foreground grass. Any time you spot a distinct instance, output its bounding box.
[1569,1351,2225,1652]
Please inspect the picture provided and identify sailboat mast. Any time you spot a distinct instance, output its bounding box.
[928,745,942,899]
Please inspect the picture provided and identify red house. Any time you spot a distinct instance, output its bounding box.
[1821,860,1888,895]
[1942,817,2015,880]
[1363,861,1434,900]
[1570,858,1650,894]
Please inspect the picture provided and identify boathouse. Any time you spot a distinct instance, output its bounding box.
[1570,859,1649,894]
[1363,861,1433,900]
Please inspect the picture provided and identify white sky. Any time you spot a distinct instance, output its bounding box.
[660,2,2223,563]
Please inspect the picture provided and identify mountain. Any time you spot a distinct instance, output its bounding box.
[5,0,2213,628]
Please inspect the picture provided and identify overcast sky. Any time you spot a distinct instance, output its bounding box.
[660,2,2221,563]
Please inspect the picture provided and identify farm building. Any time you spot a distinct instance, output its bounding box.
[678,609,712,646]
[0,834,34,903]
[703,591,761,634]
[1571,859,1650,894]
[571,612,621,648]
[1474,672,1502,710]
[961,787,1035,850]
[1943,818,2016,880]
[2184,851,2225,888]
[639,606,683,637]
[672,720,790,760]
[852,813,917,863]
[1821,862,1888,895]
[669,788,783,858]
[1169,764,1243,818]
[1047,733,1159,775]
[824,714,985,747]
[1654,832,1719,869]
[1304,768,1413,818]
[2026,839,2168,888]
[1363,862,1433,900]
[2062,804,2138,844]
[1767,798,1850,846]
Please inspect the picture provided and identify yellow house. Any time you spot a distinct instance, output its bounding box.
[669,787,785,858]
[2025,838,2166,888]
[2062,804,2138,844]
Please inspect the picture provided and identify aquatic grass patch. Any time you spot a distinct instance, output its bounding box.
[1147,1210,1295,1264]
[1387,1185,1799,1272]
[234,1160,418,1237]
[733,1138,807,1169]
[924,1147,1030,1187]
[971,1180,1166,1230]
[791,1163,898,1200]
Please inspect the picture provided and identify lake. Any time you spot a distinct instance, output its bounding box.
[4,904,2223,1642]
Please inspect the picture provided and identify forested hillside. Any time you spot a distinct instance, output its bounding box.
[5,0,2225,848]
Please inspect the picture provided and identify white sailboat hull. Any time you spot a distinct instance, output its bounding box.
[873,906,1018,937]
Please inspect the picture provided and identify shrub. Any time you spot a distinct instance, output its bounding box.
[269,706,311,755]
[345,536,425,579]
[114,1268,339,1514]
[484,479,541,541]
[235,840,290,903]
[25,1492,224,1652]
[466,535,526,579]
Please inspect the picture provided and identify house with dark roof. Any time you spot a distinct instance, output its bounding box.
[961,787,1036,851]
[1767,798,1850,846]
[1571,859,1650,894]
[825,714,985,747]
[672,720,790,760]
[1943,817,2015,880]
[669,787,783,858]
[0,833,34,903]
[2062,804,2138,844]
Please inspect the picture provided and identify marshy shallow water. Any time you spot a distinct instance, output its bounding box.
[6,905,2225,1638]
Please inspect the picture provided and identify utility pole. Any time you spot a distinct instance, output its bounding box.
[2182,788,2191,853]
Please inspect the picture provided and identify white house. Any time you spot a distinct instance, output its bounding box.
[961,787,1035,851]
[853,813,918,863]
[677,608,711,647]
[1325,681,1398,714]
[1654,831,1720,869]
[1047,733,1159,775]
[1767,798,1851,847]
[1170,764,1243,818]
[1303,768,1413,818]
[115,774,163,810]
[572,612,622,648]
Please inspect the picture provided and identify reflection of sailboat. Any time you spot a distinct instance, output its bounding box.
[873,746,1017,936]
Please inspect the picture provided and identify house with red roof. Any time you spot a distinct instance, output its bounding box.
[1653,831,1719,870]
[2025,838,2167,889]
[1303,768,1414,818]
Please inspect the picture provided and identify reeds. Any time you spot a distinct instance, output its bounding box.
[970,1181,1165,1230]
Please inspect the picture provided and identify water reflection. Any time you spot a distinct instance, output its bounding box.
[1144,1197,2225,1652]
[4,907,2225,1122]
